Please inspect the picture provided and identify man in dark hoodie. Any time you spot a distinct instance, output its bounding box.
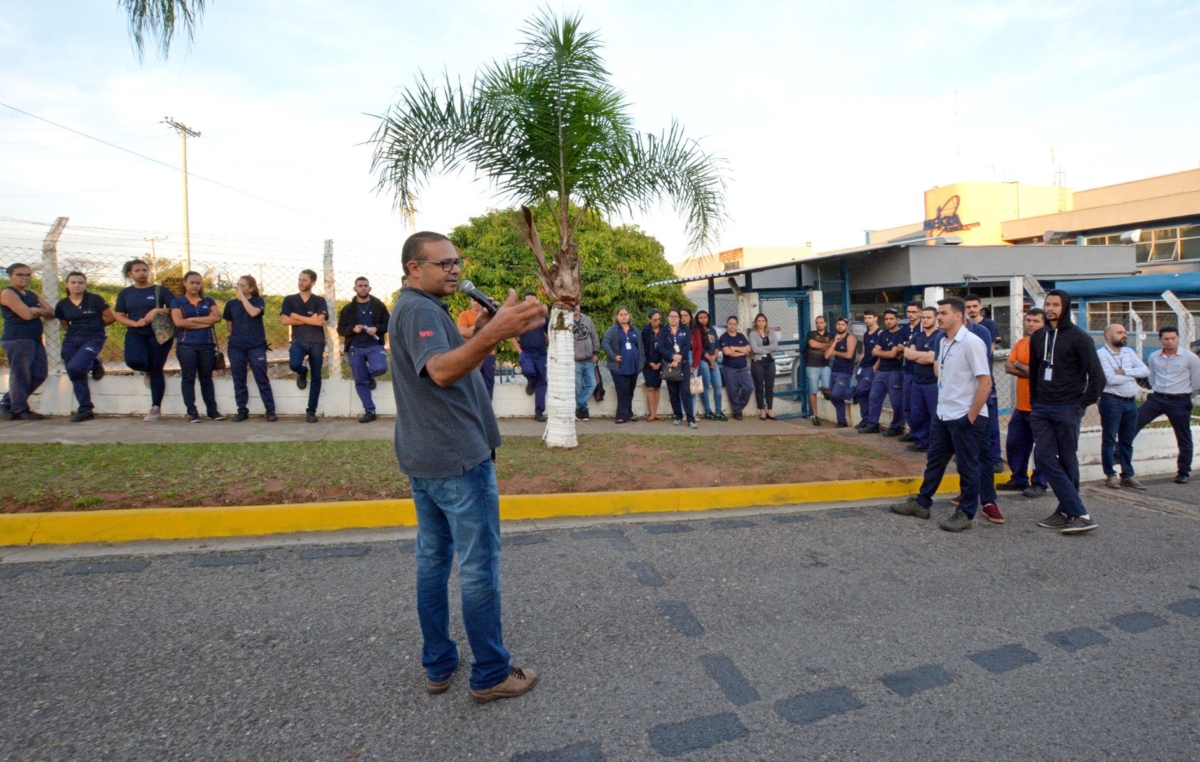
[1027,289,1105,534]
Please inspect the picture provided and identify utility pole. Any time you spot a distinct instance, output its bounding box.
[163,117,200,272]
[144,235,167,282]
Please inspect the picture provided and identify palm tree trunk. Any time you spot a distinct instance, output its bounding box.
[542,305,578,448]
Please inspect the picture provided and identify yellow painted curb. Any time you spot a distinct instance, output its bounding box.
[0,473,1004,547]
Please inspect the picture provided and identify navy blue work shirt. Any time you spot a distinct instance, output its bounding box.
[875,327,905,372]
[223,296,268,350]
[55,292,109,341]
[717,331,750,370]
[910,327,944,384]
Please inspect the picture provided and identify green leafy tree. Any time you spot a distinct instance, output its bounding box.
[447,204,694,362]
[371,10,727,447]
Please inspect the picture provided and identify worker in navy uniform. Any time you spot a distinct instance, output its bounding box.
[902,306,942,451]
[825,317,857,428]
[641,308,666,421]
[54,271,115,422]
[510,292,549,422]
[657,307,697,428]
[717,316,753,420]
[897,301,921,441]
[861,308,905,436]
[854,310,881,429]
[966,293,1004,471]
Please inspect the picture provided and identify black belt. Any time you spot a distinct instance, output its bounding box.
[1153,392,1191,400]
[1102,392,1136,400]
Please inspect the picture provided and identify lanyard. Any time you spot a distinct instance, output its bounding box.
[1043,329,1059,366]
[939,337,956,367]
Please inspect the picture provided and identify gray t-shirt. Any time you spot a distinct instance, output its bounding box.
[389,287,502,479]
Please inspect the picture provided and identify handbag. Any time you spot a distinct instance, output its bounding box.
[593,365,606,403]
[689,373,704,395]
[663,364,684,383]
[150,313,176,345]
[213,348,227,371]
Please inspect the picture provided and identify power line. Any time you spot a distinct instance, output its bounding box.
[0,102,340,224]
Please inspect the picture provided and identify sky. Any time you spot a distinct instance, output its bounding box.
[2,0,1199,273]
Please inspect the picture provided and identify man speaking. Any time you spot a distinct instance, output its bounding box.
[390,231,547,702]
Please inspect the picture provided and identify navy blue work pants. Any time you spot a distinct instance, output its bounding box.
[123,331,172,407]
[917,414,988,518]
[62,337,104,413]
[288,340,325,414]
[229,345,275,415]
[1005,408,1048,488]
[868,369,904,430]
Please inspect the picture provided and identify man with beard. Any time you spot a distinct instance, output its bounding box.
[1027,290,1105,534]
[825,316,857,428]
[1097,323,1149,490]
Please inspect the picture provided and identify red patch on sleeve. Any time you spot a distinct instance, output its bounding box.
[419,330,434,338]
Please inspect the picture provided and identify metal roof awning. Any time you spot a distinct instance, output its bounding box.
[647,236,963,287]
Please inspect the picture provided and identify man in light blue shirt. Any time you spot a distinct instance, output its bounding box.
[1134,326,1200,484]
[1098,324,1150,489]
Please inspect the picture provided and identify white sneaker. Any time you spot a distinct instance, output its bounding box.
[143,406,161,422]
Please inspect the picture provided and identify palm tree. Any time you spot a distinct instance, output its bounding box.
[119,0,206,60]
[371,9,727,448]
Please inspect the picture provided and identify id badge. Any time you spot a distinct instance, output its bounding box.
[625,340,631,350]
[1044,367,1053,381]
[673,343,679,353]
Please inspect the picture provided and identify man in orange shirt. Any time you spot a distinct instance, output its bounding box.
[458,299,496,399]
[998,307,1049,497]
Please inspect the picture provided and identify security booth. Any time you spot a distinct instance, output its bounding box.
[650,238,1136,421]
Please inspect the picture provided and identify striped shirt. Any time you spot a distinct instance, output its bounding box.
[1097,345,1149,398]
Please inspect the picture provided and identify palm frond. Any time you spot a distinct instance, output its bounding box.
[120,0,206,61]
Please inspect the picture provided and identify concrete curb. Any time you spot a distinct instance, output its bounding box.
[0,473,990,547]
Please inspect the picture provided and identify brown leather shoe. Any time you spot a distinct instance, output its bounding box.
[469,667,539,703]
[426,676,452,695]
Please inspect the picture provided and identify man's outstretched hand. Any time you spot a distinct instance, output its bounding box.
[476,289,547,341]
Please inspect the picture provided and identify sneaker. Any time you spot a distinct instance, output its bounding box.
[469,667,539,703]
[950,493,962,506]
[189,412,202,423]
[993,462,1004,473]
[811,415,821,427]
[1061,516,1098,535]
[1022,485,1047,498]
[715,413,727,421]
[703,412,713,420]
[981,502,1005,524]
[1105,475,1121,489]
[859,425,880,434]
[13,411,45,420]
[614,418,625,424]
[1175,474,1190,484]
[359,411,377,423]
[939,509,973,532]
[525,382,535,396]
[208,412,226,421]
[905,443,928,452]
[688,420,698,429]
[143,405,161,422]
[266,412,278,422]
[820,387,831,401]
[233,412,250,422]
[996,480,1025,491]
[1037,511,1071,529]
[891,496,930,519]
[306,412,319,423]
[836,422,849,429]
[1120,477,1146,490]
[534,413,547,423]
[369,377,377,390]
[672,418,681,426]
[296,374,307,390]
[882,428,902,438]
[92,363,106,382]
[733,412,743,420]
[898,433,914,443]
[854,420,868,431]
[70,410,94,423]
[427,675,452,695]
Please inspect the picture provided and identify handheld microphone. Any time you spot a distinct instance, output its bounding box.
[458,280,499,315]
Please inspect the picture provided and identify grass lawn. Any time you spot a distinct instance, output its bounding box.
[0,434,922,513]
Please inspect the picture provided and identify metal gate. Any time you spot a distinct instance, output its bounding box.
[757,292,811,419]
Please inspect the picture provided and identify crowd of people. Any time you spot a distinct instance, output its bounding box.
[0,261,392,423]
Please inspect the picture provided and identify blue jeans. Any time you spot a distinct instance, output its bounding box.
[123,331,172,407]
[1006,409,1048,488]
[856,365,875,421]
[176,343,218,417]
[410,459,511,691]
[1099,394,1138,478]
[519,353,548,415]
[830,371,854,425]
[908,382,938,447]
[868,369,904,430]
[288,340,325,414]
[1135,393,1194,477]
[1031,403,1086,518]
[697,361,723,415]
[805,365,831,396]
[62,337,104,413]
[721,365,752,415]
[1,339,48,416]
[229,345,275,415]
[348,345,385,413]
[917,414,988,518]
[575,359,597,412]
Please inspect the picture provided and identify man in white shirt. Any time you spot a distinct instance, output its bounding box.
[1098,324,1150,490]
[892,297,993,532]
[1133,326,1200,484]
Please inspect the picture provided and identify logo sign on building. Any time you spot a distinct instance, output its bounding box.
[923,195,980,235]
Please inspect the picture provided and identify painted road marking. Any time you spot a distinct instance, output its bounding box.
[967,644,1041,674]
[774,686,865,725]
[1109,612,1168,634]
[510,741,604,762]
[64,559,150,575]
[879,664,954,698]
[189,553,263,568]
[1167,598,1200,618]
[699,654,760,707]
[626,561,665,587]
[1045,627,1111,653]
[658,600,704,637]
[647,712,748,757]
[643,523,695,534]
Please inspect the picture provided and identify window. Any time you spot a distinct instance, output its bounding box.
[1086,299,1200,334]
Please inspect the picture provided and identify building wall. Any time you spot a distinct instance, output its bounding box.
[866,222,923,245]
[923,182,1065,245]
[1073,167,1200,209]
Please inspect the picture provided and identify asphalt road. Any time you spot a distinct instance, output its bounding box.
[2,480,1199,761]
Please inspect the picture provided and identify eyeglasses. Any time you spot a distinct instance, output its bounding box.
[413,258,463,272]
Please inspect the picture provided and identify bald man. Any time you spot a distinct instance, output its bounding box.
[1097,323,1149,489]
